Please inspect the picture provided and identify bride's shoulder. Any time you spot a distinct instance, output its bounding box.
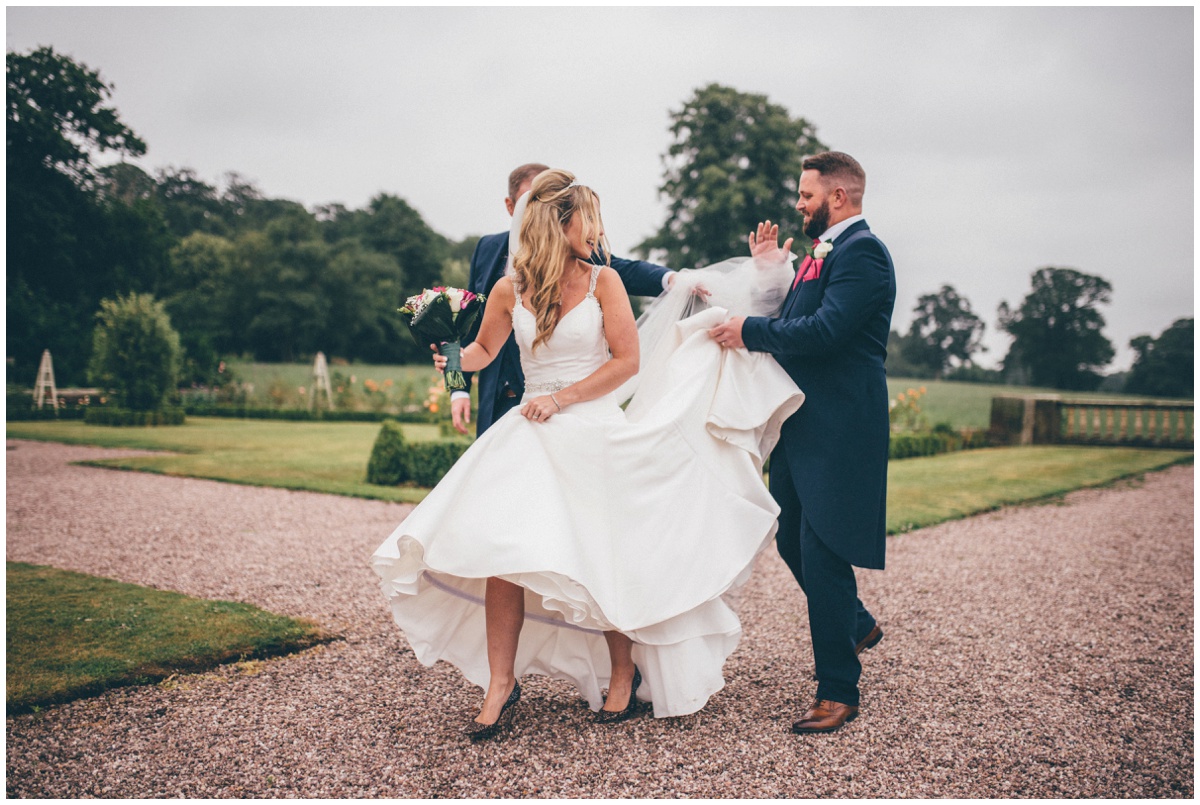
[593,264,623,289]
[592,265,633,310]
[489,276,517,302]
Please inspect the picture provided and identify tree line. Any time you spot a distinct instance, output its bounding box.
[7,46,471,386]
[6,48,1191,397]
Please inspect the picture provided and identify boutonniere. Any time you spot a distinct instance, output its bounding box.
[813,241,833,260]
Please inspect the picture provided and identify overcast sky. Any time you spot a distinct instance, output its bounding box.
[7,5,1194,371]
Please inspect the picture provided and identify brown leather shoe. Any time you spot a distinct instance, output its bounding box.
[791,699,859,734]
[855,624,883,656]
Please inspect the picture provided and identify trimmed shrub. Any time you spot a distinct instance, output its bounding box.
[407,441,471,487]
[889,427,989,460]
[366,421,410,485]
[366,419,471,487]
[85,407,186,427]
[88,293,182,413]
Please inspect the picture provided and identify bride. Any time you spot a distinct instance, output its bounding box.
[370,168,803,740]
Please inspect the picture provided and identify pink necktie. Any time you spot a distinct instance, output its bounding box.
[792,240,820,290]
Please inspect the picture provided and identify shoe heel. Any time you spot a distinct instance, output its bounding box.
[464,680,521,742]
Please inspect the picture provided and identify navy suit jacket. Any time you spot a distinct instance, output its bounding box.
[460,231,669,434]
[741,220,895,569]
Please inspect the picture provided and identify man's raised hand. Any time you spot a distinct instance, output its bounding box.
[748,220,793,263]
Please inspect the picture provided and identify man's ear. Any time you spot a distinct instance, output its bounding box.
[504,197,516,217]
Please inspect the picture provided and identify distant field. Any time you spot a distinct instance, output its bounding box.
[221,361,1190,431]
[209,360,455,415]
[885,377,1192,430]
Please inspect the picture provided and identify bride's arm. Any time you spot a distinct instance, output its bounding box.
[434,278,515,373]
[553,267,639,407]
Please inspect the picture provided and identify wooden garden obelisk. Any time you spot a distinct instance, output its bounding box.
[309,351,334,411]
[33,350,58,409]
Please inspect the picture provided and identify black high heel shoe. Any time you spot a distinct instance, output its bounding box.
[595,666,642,724]
[463,680,521,742]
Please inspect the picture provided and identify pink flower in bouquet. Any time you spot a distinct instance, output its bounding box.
[399,286,487,391]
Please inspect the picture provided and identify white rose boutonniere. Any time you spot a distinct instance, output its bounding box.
[813,241,833,260]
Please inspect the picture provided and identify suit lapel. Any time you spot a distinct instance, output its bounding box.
[780,220,871,318]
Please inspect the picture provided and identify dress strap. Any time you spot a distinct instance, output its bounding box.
[512,279,522,311]
[586,264,602,299]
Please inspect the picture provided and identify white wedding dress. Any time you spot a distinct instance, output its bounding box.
[371,258,804,717]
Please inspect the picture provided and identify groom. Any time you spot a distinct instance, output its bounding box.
[450,163,674,435]
[708,151,895,734]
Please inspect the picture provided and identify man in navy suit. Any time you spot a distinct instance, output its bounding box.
[708,152,895,734]
[450,163,674,435]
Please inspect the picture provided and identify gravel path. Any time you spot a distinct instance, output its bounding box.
[5,439,1193,798]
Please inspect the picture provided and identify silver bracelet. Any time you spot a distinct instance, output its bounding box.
[550,392,562,411]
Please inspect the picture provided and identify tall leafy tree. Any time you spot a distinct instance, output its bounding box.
[7,46,146,186]
[321,242,409,363]
[998,267,1115,390]
[637,83,827,268]
[154,166,228,238]
[901,285,986,377]
[162,232,238,383]
[1125,318,1193,398]
[7,46,159,383]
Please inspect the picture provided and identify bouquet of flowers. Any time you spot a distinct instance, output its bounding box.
[399,286,486,391]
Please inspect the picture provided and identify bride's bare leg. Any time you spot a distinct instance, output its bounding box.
[476,576,524,724]
[602,631,637,711]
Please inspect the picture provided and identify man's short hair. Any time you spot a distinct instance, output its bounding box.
[508,163,550,200]
[802,152,866,205]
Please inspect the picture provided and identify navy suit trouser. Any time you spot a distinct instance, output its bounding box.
[478,390,521,435]
[770,444,876,707]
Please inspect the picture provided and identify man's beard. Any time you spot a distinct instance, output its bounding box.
[803,199,831,239]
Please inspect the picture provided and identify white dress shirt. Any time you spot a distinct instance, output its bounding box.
[815,213,865,246]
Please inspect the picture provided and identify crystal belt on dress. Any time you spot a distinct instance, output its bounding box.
[524,379,578,395]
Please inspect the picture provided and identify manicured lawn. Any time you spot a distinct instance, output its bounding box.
[885,445,1191,533]
[6,419,1191,533]
[6,418,443,503]
[6,561,335,714]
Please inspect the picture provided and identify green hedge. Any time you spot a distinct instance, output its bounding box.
[84,407,186,427]
[889,427,989,460]
[5,395,89,421]
[182,401,436,424]
[367,419,471,487]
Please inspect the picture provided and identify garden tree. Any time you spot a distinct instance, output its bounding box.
[88,293,182,411]
[322,242,411,363]
[162,232,238,383]
[154,166,228,238]
[884,330,927,378]
[1125,318,1194,398]
[7,46,165,384]
[7,46,146,186]
[636,83,827,268]
[235,221,331,362]
[901,285,986,377]
[97,162,157,205]
[998,267,1115,391]
[346,193,449,292]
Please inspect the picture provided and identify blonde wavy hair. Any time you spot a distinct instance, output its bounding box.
[513,169,611,352]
